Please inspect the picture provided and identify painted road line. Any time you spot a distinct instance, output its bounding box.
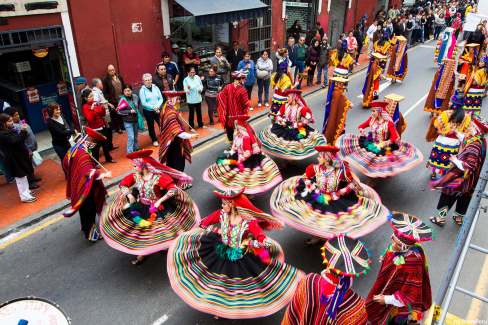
[419,45,436,49]
[151,314,169,325]
[404,93,429,118]
[358,81,392,99]
[466,255,488,320]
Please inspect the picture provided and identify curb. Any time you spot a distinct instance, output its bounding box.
[0,65,367,241]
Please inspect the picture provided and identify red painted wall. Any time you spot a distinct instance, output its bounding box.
[0,13,61,32]
[69,0,168,85]
[231,21,249,50]
[345,0,380,32]
[271,0,285,50]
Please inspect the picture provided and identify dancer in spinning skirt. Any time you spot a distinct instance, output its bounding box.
[282,234,370,325]
[63,127,112,242]
[337,101,423,178]
[434,27,457,66]
[457,43,480,78]
[464,56,488,117]
[167,188,303,319]
[424,58,457,114]
[425,94,471,180]
[430,118,488,226]
[322,70,352,145]
[258,89,325,160]
[270,145,389,240]
[386,35,408,83]
[270,48,294,115]
[203,115,282,194]
[366,212,433,325]
[158,91,197,174]
[100,149,200,265]
[362,52,388,108]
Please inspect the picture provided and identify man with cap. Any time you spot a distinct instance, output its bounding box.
[158,91,198,173]
[63,127,112,242]
[74,76,89,119]
[161,51,180,90]
[430,117,488,226]
[322,67,352,145]
[366,212,433,324]
[217,70,250,142]
[282,234,369,324]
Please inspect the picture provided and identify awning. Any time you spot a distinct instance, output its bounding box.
[174,0,268,26]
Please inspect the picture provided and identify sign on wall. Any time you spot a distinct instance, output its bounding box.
[15,61,31,73]
[131,22,143,33]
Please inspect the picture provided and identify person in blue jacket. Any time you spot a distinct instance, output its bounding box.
[237,52,257,103]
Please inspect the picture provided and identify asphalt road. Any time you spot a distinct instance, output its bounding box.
[1,41,486,325]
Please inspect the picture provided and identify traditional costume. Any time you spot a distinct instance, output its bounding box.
[338,101,423,178]
[203,115,282,194]
[258,89,325,159]
[366,212,433,324]
[99,149,200,255]
[430,118,487,226]
[270,146,389,239]
[63,127,108,242]
[424,58,457,114]
[322,72,352,145]
[386,36,408,82]
[384,93,407,136]
[374,38,391,56]
[434,27,457,66]
[464,56,488,117]
[282,234,370,325]
[167,188,303,319]
[158,91,193,172]
[270,58,294,115]
[457,43,480,78]
[426,94,471,180]
[217,70,250,141]
[362,52,388,108]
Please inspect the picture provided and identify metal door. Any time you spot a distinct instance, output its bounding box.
[328,0,348,46]
[248,0,272,60]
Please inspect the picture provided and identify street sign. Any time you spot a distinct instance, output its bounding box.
[15,61,31,73]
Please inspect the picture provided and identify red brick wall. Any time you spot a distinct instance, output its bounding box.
[0,13,61,32]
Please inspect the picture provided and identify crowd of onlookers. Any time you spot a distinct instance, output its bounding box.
[0,0,482,204]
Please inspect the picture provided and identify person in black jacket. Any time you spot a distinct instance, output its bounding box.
[226,41,245,72]
[0,113,37,203]
[102,64,125,133]
[46,102,74,162]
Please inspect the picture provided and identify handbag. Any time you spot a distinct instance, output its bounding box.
[256,69,269,79]
[32,150,43,167]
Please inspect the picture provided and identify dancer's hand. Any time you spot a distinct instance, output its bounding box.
[373,295,385,305]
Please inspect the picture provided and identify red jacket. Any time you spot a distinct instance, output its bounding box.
[82,102,107,130]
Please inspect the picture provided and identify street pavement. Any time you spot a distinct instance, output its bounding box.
[1,41,487,324]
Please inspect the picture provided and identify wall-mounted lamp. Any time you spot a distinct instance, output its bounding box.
[232,21,239,29]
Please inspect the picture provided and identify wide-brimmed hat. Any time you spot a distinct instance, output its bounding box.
[388,212,433,245]
[85,127,106,142]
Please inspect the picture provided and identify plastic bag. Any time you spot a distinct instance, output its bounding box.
[32,151,43,166]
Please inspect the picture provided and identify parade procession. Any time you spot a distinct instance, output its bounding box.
[1,0,488,324]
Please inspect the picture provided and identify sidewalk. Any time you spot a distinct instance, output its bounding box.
[0,53,370,234]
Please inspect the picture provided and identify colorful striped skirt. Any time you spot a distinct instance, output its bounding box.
[167,229,304,319]
[258,124,326,160]
[464,86,485,117]
[337,134,423,178]
[99,190,200,255]
[427,135,460,180]
[203,153,282,194]
[270,176,389,239]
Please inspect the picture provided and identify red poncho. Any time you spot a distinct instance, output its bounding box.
[159,105,192,164]
[217,83,249,128]
[62,147,107,217]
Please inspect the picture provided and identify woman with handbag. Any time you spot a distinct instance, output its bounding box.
[117,84,143,154]
[256,50,273,108]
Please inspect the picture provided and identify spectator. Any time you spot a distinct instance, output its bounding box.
[426,10,435,41]
[46,102,73,162]
[102,64,124,133]
[287,20,302,43]
[182,44,201,75]
[117,84,141,154]
[139,73,163,146]
[81,88,115,163]
[384,18,394,39]
[226,41,245,72]
[467,24,486,47]
[5,107,40,188]
[91,78,116,150]
[161,51,180,89]
[316,35,330,87]
[183,67,204,129]
[171,43,181,65]
[346,31,358,64]
[434,12,446,40]
[237,51,257,100]
[375,6,387,24]
[366,21,378,53]
[285,36,298,79]
[210,46,231,84]
[406,14,415,45]
[0,113,37,203]
[202,66,223,125]
[451,13,463,38]
[353,24,364,63]
[74,76,88,115]
[388,5,399,20]
[153,63,174,94]
[305,39,320,86]
[256,50,273,107]
[294,36,308,89]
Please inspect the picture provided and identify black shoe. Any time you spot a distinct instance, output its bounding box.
[31,176,42,182]
[29,183,40,190]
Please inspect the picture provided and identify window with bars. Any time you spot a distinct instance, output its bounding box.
[0,26,63,50]
[248,0,271,60]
